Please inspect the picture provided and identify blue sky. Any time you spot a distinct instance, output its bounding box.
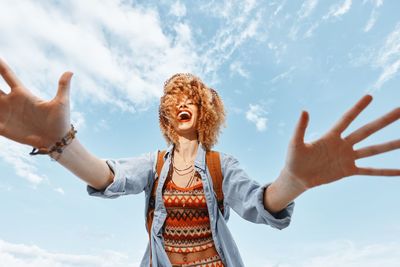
[0,0,399,266]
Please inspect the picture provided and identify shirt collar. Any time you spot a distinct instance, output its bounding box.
[163,144,174,161]
[163,143,207,171]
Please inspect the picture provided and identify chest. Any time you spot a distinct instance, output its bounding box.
[163,171,208,209]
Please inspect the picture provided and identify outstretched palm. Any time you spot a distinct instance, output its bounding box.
[0,58,73,149]
[286,95,400,189]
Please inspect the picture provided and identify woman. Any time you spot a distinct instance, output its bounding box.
[0,58,399,267]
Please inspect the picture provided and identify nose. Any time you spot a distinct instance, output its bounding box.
[178,102,188,109]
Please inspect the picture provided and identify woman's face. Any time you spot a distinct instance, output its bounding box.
[174,95,199,138]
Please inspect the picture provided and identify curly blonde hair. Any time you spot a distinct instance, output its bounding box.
[159,73,225,151]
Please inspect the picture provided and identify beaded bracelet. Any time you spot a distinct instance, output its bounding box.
[29,124,77,161]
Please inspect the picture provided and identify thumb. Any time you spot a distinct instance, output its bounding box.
[55,71,73,103]
[291,110,309,145]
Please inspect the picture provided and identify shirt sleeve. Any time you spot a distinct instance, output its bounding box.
[220,152,294,230]
[86,151,156,198]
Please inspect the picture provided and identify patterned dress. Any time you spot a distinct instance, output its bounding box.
[163,171,225,267]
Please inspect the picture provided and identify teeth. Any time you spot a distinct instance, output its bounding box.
[179,111,190,116]
[178,111,191,120]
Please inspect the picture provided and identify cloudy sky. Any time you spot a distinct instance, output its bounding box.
[0,0,399,266]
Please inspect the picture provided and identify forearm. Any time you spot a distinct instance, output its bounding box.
[263,168,307,213]
[53,138,114,190]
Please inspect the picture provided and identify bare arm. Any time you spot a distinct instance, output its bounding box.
[0,58,113,190]
[56,138,114,190]
[263,95,400,213]
[263,168,306,213]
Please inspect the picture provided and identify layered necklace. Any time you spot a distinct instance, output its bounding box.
[172,152,200,188]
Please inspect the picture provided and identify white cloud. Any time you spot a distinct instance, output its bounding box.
[243,0,257,13]
[363,0,384,32]
[246,104,268,132]
[324,0,352,20]
[259,240,400,267]
[2,239,399,267]
[170,1,186,17]
[0,138,46,185]
[229,61,249,78]
[347,44,376,67]
[0,0,265,108]
[267,42,288,64]
[0,0,199,113]
[364,0,384,7]
[0,0,203,182]
[174,22,193,46]
[0,239,138,267]
[54,187,65,195]
[333,0,352,17]
[374,59,400,89]
[288,0,318,40]
[199,0,263,81]
[0,0,266,184]
[374,0,384,7]
[372,22,400,90]
[364,9,379,32]
[298,0,319,19]
[380,25,400,63]
[273,1,286,16]
[304,21,320,38]
[288,27,300,41]
[270,66,296,84]
[294,0,352,39]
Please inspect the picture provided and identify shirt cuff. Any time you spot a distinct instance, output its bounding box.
[86,159,127,198]
[256,183,295,230]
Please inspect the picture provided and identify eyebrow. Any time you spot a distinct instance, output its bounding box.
[177,97,193,102]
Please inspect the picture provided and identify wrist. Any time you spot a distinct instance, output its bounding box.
[263,168,308,213]
[279,167,309,192]
[30,124,77,161]
[48,136,77,161]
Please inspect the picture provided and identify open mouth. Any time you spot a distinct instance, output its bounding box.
[177,110,192,122]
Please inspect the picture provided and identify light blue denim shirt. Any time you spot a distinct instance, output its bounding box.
[87,144,294,267]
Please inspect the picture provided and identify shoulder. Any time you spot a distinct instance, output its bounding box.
[212,151,240,176]
[215,151,239,164]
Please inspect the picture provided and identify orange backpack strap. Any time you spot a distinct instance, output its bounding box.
[156,150,166,178]
[147,150,166,266]
[146,150,166,233]
[206,151,224,213]
[152,149,166,204]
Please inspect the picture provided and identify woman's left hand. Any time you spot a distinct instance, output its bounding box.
[284,94,400,190]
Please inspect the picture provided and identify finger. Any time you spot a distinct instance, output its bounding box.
[345,107,400,144]
[0,57,24,89]
[329,95,373,135]
[355,139,400,159]
[291,110,309,145]
[55,71,73,103]
[356,167,400,176]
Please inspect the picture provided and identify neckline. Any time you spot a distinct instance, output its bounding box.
[169,176,203,191]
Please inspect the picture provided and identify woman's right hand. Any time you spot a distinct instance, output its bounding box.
[0,58,74,150]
